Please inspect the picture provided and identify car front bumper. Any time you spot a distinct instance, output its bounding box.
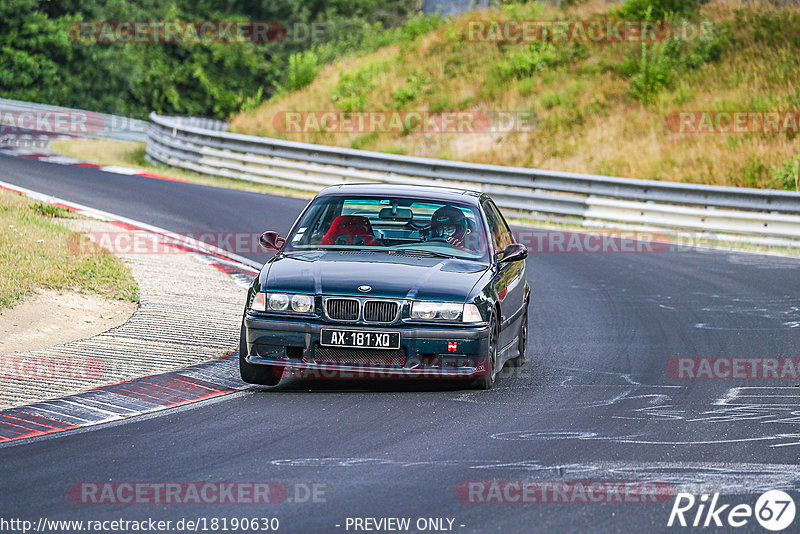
[243,313,491,379]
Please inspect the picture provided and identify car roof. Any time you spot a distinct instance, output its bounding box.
[316,183,485,204]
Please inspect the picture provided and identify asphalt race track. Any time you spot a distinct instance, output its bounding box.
[2,152,800,533]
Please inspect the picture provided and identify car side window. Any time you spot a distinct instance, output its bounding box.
[483,201,512,253]
[494,201,514,248]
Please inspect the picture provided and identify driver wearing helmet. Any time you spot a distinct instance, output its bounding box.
[428,205,468,247]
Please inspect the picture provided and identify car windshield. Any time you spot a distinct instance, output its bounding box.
[286,195,489,261]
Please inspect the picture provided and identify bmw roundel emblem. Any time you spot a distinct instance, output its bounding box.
[358,285,372,292]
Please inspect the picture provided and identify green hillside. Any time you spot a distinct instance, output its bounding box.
[231,0,800,190]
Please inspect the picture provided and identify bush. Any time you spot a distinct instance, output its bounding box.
[331,62,386,112]
[496,42,560,79]
[621,11,725,102]
[613,0,703,20]
[495,41,585,79]
[277,51,321,94]
[391,74,431,109]
[400,13,444,42]
[626,41,675,102]
[769,157,800,191]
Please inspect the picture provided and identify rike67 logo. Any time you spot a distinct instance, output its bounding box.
[668,490,796,531]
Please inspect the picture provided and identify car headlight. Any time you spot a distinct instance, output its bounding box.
[411,301,478,322]
[268,293,289,311]
[251,292,315,314]
[291,294,313,313]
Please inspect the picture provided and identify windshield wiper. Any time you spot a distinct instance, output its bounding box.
[392,248,457,259]
[289,246,378,252]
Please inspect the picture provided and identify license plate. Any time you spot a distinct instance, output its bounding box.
[320,329,400,349]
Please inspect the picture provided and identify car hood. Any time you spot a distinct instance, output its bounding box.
[262,250,488,302]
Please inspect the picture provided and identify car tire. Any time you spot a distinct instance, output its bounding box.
[472,316,498,390]
[507,309,527,368]
[239,319,282,386]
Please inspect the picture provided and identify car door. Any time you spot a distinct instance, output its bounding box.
[483,200,525,354]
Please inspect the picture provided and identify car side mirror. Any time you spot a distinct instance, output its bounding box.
[498,243,528,263]
[259,231,285,251]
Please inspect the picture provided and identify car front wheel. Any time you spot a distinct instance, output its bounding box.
[507,309,527,368]
[239,319,281,386]
[472,316,498,390]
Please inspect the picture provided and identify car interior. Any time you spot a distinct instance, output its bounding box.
[291,197,486,254]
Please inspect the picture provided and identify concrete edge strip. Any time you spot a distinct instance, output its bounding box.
[0,354,245,445]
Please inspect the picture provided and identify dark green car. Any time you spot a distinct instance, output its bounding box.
[240,183,529,389]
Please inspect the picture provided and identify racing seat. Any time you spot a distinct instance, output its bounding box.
[319,215,377,246]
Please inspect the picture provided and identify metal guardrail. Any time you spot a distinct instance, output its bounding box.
[146,113,800,244]
[0,98,149,142]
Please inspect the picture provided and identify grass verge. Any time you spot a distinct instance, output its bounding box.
[0,188,139,309]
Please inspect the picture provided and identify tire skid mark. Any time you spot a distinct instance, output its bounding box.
[264,457,800,495]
